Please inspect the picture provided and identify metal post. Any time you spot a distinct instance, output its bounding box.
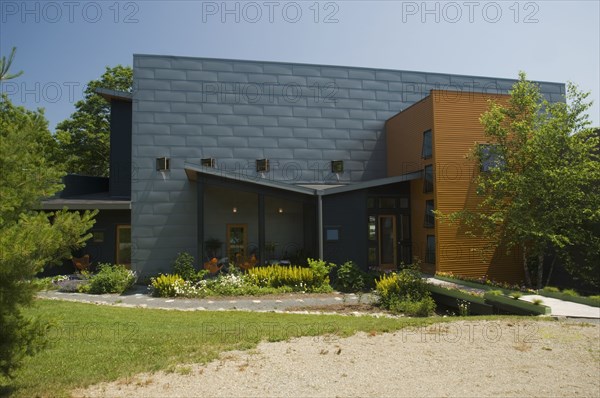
[197,176,205,264]
[258,193,265,265]
[317,193,323,259]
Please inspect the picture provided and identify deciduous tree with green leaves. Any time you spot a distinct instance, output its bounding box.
[443,72,599,289]
[0,94,97,378]
[55,65,132,177]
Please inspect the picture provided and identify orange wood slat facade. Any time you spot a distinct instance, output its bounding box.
[386,90,524,283]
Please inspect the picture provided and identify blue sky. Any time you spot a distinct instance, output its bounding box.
[1,0,599,129]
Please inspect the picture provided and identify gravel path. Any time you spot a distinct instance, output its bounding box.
[74,320,600,398]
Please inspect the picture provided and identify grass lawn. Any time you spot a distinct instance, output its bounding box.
[4,299,531,397]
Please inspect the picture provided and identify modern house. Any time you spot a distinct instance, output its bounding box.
[45,54,565,282]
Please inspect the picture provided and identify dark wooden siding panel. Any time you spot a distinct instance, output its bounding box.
[432,90,524,283]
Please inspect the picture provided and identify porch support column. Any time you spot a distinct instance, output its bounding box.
[197,176,205,264]
[258,193,265,265]
[317,193,323,259]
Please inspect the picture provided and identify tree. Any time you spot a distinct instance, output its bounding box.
[55,65,132,177]
[443,73,599,289]
[0,47,24,80]
[0,94,97,378]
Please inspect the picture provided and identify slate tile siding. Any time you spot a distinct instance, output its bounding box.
[131,54,565,276]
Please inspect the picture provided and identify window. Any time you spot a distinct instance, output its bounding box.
[368,216,376,241]
[379,198,396,209]
[116,225,131,266]
[426,235,436,264]
[91,230,105,243]
[424,200,435,228]
[398,197,409,209]
[423,164,434,193]
[479,144,505,172]
[422,130,432,159]
[256,159,269,172]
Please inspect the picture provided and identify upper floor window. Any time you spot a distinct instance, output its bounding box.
[422,130,432,159]
[424,200,434,228]
[423,164,434,193]
[479,144,505,172]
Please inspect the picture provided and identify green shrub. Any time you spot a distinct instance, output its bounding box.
[247,265,327,292]
[150,274,184,297]
[173,252,196,281]
[86,264,135,294]
[542,286,560,293]
[307,258,334,284]
[562,289,579,297]
[487,289,503,296]
[335,261,367,293]
[375,266,434,314]
[389,296,436,317]
[510,292,523,300]
[589,296,600,306]
[532,298,544,305]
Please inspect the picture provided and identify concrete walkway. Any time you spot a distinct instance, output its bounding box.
[519,294,600,318]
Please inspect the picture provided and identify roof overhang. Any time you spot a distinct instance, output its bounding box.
[95,88,132,103]
[40,199,131,210]
[184,162,422,197]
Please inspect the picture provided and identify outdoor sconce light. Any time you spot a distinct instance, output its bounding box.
[232,207,238,214]
[278,208,283,214]
[201,158,216,168]
[256,159,270,173]
[331,160,344,173]
[156,157,170,171]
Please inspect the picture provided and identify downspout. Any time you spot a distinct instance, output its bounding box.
[317,191,323,259]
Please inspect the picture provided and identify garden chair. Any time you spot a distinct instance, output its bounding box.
[72,255,90,272]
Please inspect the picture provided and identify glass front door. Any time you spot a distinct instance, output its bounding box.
[378,215,397,268]
[227,224,247,260]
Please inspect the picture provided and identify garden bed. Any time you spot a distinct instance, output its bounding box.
[434,274,517,295]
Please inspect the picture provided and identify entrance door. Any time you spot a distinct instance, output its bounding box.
[226,224,247,260]
[378,215,397,269]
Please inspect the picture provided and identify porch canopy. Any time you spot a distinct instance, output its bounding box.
[184,161,421,264]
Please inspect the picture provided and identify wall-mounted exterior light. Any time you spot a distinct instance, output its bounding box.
[156,157,170,171]
[331,160,344,174]
[278,208,283,214]
[232,207,238,214]
[256,159,269,173]
[201,158,216,168]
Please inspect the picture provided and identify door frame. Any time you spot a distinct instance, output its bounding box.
[226,223,248,260]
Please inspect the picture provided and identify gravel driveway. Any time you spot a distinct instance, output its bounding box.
[74,319,599,398]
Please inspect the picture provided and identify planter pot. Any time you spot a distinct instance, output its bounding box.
[484,292,551,315]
